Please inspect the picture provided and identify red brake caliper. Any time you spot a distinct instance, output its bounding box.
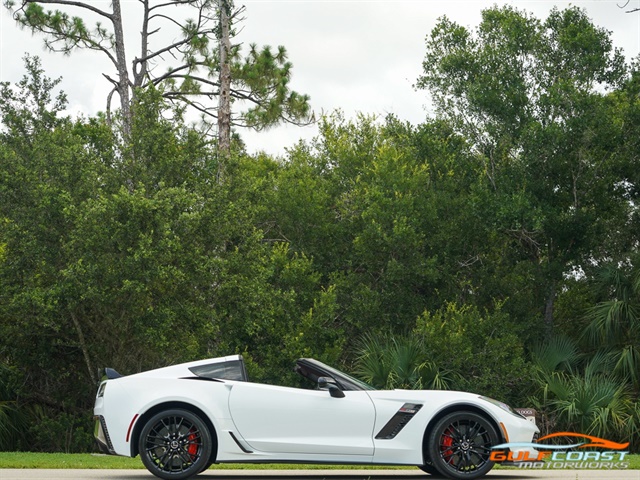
[441,427,454,464]
[187,428,199,458]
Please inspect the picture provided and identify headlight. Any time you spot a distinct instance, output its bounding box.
[479,395,523,418]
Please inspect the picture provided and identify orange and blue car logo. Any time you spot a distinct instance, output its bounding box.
[490,432,629,463]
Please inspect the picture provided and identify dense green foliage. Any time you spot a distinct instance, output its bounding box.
[1,5,639,453]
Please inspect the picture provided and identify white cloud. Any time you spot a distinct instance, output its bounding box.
[2,0,639,155]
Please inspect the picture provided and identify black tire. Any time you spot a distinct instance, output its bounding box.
[139,408,212,480]
[419,461,441,475]
[427,411,498,480]
[198,459,216,474]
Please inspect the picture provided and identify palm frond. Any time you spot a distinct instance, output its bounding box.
[583,350,616,378]
[388,336,423,389]
[584,300,627,345]
[613,345,640,389]
[544,372,633,440]
[354,333,393,389]
[531,336,579,374]
[623,402,640,451]
[418,360,457,390]
[0,399,26,450]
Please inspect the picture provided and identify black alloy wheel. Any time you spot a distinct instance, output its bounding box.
[427,411,498,479]
[139,408,212,480]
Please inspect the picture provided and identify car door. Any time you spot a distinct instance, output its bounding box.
[228,382,376,456]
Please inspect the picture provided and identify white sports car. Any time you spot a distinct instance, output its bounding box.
[93,355,538,480]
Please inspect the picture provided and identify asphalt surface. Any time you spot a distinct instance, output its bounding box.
[1,470,638,480]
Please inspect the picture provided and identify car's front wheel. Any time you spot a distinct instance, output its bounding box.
[418,460,441,475]
[427,411,498,479]
[139,408,212,480]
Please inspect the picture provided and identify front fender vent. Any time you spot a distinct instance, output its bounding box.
[375,403,423,440]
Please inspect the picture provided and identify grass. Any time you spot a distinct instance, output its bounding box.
[0,453,411,470]
[0,453,144,469]
[0,452,638,470]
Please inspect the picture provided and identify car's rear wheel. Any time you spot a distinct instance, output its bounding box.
[427,411,497,479]
[139,408,212,480]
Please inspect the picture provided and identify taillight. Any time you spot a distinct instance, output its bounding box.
[97,382,107,398]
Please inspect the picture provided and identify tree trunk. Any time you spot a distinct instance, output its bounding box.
[111,0,132,137]
[133,0,151,88]
[217,0,232,182]
[544,283,555,340]
[70,311,97,385]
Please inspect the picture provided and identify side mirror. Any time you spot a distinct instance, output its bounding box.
[318,376,345,398]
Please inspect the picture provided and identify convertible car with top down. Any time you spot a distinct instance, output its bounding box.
[94,355,538,480]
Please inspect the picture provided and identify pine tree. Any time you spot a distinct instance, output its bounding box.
[4,0,313,149]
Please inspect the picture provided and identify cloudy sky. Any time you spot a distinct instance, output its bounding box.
[1,0,639,155]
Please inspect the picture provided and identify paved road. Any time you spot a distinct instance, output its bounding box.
[1,470,638,480]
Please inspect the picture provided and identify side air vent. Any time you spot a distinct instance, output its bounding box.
[375,403,423,440]
[228,431,253,453]
[94,415,116,454]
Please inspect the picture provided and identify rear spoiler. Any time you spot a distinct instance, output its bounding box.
[98,367,124,384]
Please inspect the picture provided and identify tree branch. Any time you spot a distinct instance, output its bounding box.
[17,0,113,20]
[147,65,207,86]
[148,0,197,12]
[134,30,212,65]
[105,86,116,127]
[147,12,186,30]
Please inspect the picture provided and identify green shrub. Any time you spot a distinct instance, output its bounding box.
[414,302,533,405]
[27,409,94,453]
